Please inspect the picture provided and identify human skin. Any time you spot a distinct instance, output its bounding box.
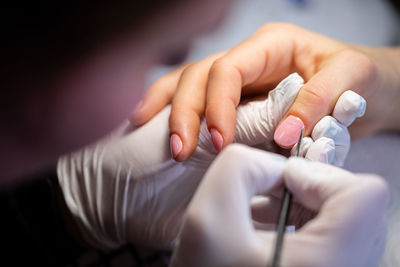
[132,23,400,161]
[0,0,231,183]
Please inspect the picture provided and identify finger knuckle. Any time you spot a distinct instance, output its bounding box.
[181,62,201,77]
[300,84,331,109]
[209,57,231,74]
[259,22,298,33]
[209,57,242,91]
[338,49,378,81]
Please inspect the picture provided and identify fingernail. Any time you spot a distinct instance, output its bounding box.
[274,115,305,148]
[210,128,224,152]
[170,134,183,158]
[130,100,144,125]
[134,100,144,115]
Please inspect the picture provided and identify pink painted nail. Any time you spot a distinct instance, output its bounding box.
[133,100,144,115]
[210,128,224,152]
[170,134,183,158]
[130,100,144,125]
[274,115,305,148]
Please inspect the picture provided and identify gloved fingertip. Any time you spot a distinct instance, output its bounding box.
[332,90,366,127]
[306,137,335,164]
[274,115,305,148]
[291,137,313,157]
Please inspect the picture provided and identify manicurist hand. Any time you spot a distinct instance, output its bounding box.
[171,144,388,267]
[132,23,400,161]
[57,74,358,250]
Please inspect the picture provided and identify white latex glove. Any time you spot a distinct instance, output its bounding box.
[171,144,388,267]
[58,107,213,250]
[291,90,366,166]
[57,73,363,250]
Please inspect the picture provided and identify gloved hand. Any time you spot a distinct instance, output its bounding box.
[57,73,364,250]
[171,144,388,267]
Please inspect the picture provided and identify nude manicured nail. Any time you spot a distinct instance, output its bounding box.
[170,134,183,158]
[210,128,224,152]
[133,100,144,115]
[130,100,145,125]
[274,115,305,148]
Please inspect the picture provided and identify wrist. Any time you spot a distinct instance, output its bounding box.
[360,46,400,132]
[380,47,400,132]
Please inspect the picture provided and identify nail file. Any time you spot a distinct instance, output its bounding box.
[271,129,303,267]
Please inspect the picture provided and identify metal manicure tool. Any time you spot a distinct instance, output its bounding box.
[271,129,303,267]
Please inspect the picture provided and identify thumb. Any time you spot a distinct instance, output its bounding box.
[274,50,373,148]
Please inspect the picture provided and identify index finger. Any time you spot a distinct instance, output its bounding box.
[205,24,297,151]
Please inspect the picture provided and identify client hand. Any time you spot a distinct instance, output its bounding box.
[133,23,400,161]
[57,74,363,250]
